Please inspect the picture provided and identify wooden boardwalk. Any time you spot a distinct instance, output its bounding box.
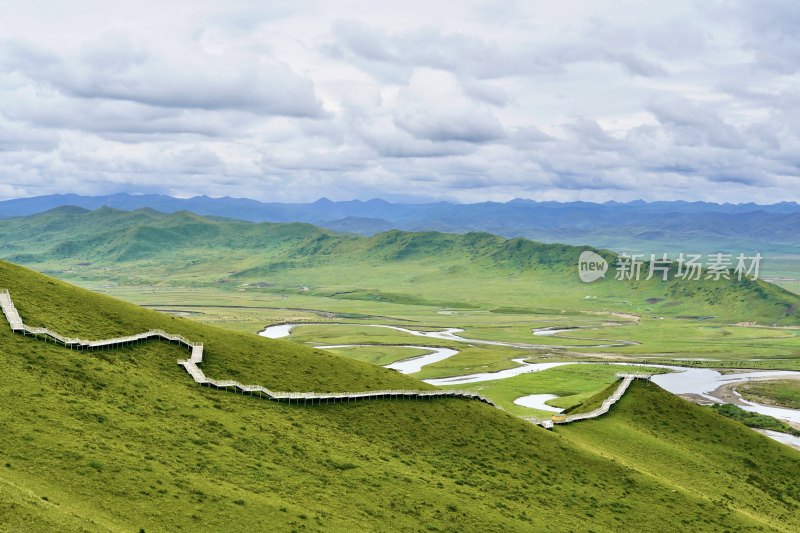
[0,289,494,406]
[0,289,649,419]
[534,373,652,429]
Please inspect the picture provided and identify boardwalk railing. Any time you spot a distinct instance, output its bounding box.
[1,289,650,420]
[535,372,653,428]
[0,289,494,407]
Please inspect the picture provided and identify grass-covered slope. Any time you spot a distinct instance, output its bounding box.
[563,380,622,416]
[558,381,800,529]
[1,262,800,531]
[0,260,419,393]
[1,207,799,325]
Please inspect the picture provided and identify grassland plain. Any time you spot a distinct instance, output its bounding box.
[438,364,671,417]
[1,262,800,531]
[737,380,800,410]
[1,207,798,326]
[3,207,800,413]
[321,345,433,366]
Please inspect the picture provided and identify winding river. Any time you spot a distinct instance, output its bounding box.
[316,344,460,375]
[514,393,564,413]
[260,324,464,375]
[260,322,800,445]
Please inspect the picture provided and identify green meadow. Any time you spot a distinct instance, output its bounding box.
[322,345,432,366]
[1,261,800,531]
[737,380,800,410]
[439,364,671,418]
[557,381,800,529]
[1,207,798,414]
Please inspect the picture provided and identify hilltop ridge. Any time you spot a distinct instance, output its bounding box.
[2,193,799,254]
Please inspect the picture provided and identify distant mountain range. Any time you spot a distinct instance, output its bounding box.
[1,193,799,253]
[1,206,797,324]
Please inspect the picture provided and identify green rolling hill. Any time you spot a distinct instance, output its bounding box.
[0,207,798,325]
[558,381,800,528]
[0,261,799,531]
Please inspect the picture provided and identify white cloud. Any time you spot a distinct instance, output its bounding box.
[0,35,325,117]
[393,69,506,143]
[0,0,797,203]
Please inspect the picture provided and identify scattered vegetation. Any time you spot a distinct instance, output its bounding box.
[710,403,800,436]
[737,380,800,410]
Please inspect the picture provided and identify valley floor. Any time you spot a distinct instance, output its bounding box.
[58,280,800,442]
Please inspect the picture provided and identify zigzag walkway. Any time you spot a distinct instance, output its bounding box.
[1,289,649,417]
[534,373,652,429]
[0,289,494,406]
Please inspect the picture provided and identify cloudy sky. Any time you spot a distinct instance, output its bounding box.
[0,0,798,203]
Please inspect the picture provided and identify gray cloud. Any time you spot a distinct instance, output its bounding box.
[0,116,59,152]
[1,35,325,118]
[0,0,797,204]
[2,91,250,139]
[717,0,800,74]
[328,18,668,81]
[392,71,506,143]
[646,95,747,150]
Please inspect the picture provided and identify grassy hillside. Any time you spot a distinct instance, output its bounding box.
[1,207,798,326]
[558,381,800,528]
[0,260,417,393]
[2,262,800,530]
